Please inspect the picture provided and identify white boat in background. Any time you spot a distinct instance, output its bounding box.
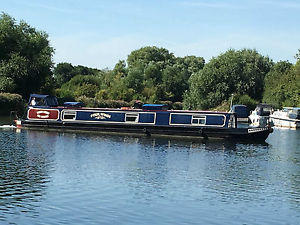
[249,104,273,127]
[270,107,300,129]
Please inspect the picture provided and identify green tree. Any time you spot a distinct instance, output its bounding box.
[180,56,205,74]
[113,60,127,77]
[162,56,205,102]
[0,13,54,97]
[53,62,102,87]
[96,61,134,102]
[282,61,300,107]
[295,49,300,60]
[184,49,272,109]
[126,65,144,94]
[263,59,299,108]
[127,46,174,69]
[73,65,100,76]
[262,61,293,108]
[53,62,75,87]
[162,64,186,101]
[124,46,204,102]
[58,75,102,99]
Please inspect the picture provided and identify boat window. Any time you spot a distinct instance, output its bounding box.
[191,115,206,125]
[125,113,138,123]
[45,96,58,107]
[170,114,191,125]
[63,111,76,120]
[139,113,155,123]
[31,98,46,106]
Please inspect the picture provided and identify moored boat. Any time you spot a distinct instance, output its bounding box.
[249,104,273,127]
[15,94,273,141]
[270,107,300,129]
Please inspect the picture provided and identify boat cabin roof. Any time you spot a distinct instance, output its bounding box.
[64,102,83,107]
[142,104,168,110]
[283,107,300,110]
[256,103,272,108]
[30,94,51,98]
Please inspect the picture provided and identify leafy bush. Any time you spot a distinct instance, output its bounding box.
[234,94,258,110]
[76,96,131,108]
[211,101,231,112]
[0,92,25,115]
[171,102,183,110]
[58,75,101,99]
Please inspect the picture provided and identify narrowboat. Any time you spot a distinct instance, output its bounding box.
[15,94,273,141]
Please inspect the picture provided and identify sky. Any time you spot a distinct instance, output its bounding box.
[2,0,300,69]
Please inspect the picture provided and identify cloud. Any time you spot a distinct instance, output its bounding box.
[20,0,81,14]
[181,1,243,9]
[260,0,300,9]
[182,0,300,10]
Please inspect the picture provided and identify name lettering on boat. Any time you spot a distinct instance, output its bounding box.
[90,112,111,120]
[248,128,267,133]
[36,110,50,119]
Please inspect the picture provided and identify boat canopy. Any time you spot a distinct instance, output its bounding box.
[230,105,249,118]
[255,104,273,116]
[30,94,50,98]
[28,94,58,107]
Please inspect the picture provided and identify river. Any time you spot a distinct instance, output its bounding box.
[0,117,299,224]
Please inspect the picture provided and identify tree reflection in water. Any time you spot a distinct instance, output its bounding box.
[0,130,56,221]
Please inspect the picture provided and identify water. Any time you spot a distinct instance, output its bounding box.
[0,117,299,225]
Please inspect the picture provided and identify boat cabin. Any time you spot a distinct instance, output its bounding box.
[26,94,236,129]
[283,107,300,119]
[254,104,273,116]
[230,105,249,118]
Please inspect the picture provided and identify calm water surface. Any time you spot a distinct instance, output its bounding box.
[0,117,299,224]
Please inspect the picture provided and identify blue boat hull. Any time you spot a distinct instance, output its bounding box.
[21,119,272,142]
